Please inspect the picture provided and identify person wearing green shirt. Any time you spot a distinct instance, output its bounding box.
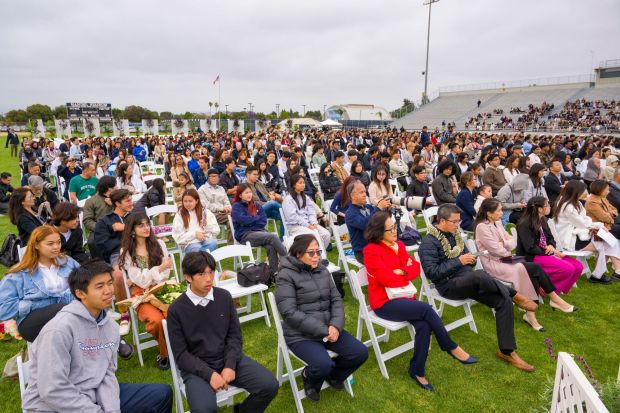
[68,162,98,204]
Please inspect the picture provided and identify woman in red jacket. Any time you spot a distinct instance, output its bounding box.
[363,211,477,392]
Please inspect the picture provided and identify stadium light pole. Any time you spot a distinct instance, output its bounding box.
[422,0,439,105]
[302,104,306,117]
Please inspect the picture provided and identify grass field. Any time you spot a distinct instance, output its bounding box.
[0,134,618,413]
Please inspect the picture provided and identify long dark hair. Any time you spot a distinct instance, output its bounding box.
[147,178,166,204]
[116,161,132,185]
[552,180,587,221]
[370,164,390,193]
[8,187,34,225]
[350,160,363,176]
[474,198,501,229]
[119,212,164,271]
[289,174,307,209]
[529,163,545,188]
[518,196,548,232]
[179,188,204,229]
[232,183,257,216]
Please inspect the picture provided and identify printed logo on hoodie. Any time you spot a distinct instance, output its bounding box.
[79,338,117,357]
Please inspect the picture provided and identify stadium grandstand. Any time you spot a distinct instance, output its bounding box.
[391,59,620,133]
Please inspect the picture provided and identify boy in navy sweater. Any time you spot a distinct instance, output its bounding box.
[167,252,278,413]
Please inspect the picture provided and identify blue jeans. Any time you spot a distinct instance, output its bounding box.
[374,299,457,377]
[119,382,173,413]
[501,211,510,225]
[261,200,285,237]
[184,239,218,253]
[288,329,368,391]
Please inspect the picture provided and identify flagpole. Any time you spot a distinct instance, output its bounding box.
[218,76,221,128]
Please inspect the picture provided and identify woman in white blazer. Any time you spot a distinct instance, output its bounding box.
[552,180,620,284]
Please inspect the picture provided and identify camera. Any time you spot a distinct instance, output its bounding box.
[389,195,426,211]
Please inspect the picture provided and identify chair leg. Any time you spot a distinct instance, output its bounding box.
[464,303,478,334]
[344,376,355,397]
[129,309,144,367]
[365,317,390,380]
[282,346,305,413]
[259,292,271,327]
[276,346,284,385]
[355,307,363,341]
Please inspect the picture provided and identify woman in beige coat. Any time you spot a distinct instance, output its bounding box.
[475,198,575,332]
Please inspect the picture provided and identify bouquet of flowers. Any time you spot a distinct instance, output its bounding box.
[0,320,22,342]
[116,279,182,313]
[154,283,186,304]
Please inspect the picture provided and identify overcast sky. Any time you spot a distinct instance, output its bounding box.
[1,0,619,115]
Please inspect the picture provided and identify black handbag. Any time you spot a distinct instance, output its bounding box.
[237,263,275,287]
[0,234,20,268]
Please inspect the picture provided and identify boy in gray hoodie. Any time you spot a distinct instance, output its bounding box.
[22,260,173,413]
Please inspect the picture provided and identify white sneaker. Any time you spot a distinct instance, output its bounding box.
[119,319,131,336]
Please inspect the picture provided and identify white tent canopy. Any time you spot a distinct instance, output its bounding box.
[320,119,342,127]
[276,117,322,128]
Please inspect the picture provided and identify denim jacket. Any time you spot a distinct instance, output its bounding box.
[0,256,79,325]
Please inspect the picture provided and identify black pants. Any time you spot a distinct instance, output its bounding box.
[18,303,66,342]
[0,201,8,214]
[436,269,517,352]
[181,354,278,413]
[522,262,555,296]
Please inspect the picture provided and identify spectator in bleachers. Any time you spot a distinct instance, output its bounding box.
[231,184,287,273]
[119,212,173,370]
[419,203,537,372]
[523,164,548,204]
[172,188,219,254]
[516,196,582,295]
[455,172,478,231]
[51,202,90,264]
[368,164,393,206]
[431,160,457,206]
[167,251,278,413]
[364,212,476,391]
[9,187,47,244]
[482,154,506,196]
[276,233,368,401]
[553,180,620,284]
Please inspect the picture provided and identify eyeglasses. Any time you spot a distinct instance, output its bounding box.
[384,226,397,233]
[446,219,462,225]
[305,249,323,257]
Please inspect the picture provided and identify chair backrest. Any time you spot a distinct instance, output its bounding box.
[17,355,29,402]
[227,215,237,243]
[161,319,186,413]
[131,193,143,203]
[551,352,608,413]
[142,174,164,183]
[210,243,255,276]
[267,292,287,346]
[278,207,290,237]
[422,206,439,228]
[413,252,435,292]
[18,246,27,261]
[348,268,371,310]
[76,198,87,208]
[145,204,178,218]
[465,238,484,271]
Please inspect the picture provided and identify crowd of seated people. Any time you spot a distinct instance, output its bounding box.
[3,125,620,411]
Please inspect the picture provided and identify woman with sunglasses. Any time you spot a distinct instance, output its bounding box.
[275,233,368,402]
[318,163,340,201]
[363,211,476,392]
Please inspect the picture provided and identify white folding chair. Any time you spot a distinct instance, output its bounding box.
[422,206,439,229]
[349,269,416,379]
[330,220,363,281]
[227,215,263,265]
[389,178,403,197]
[18,245,27,261]
[120,254,180,367]
[278,207,290,238]
[210,243,271,326]
[162,320,246,413]
[551,352,608,413]
[547,219,594,277]
[267,292,354,413]
[142,174,165,184]
[78,211,87,246]
[131,193,143,203]
[145,204,182,259]
[413,252,478,333]
[76,198,87,208]
[17,356,30,413]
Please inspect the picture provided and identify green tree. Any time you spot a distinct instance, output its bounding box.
[305,110,322,121]
[159,111,173,120]
[53,105,68,119]
[5,109,29,123]
[121,105,157,122]
[26,104,54,122]
[181,112,194,120]
[112,108,122,118]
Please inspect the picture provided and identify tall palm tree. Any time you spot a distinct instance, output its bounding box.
[208,101,213,115]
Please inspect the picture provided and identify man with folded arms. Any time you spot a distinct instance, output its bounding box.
[167,251,279,413]
[418,203,538,372]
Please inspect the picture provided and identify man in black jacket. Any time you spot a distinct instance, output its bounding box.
[544,159,567,207]
[94,189,133,265]
[418,204,537,372]
[167,252,278,413]
[0,172,14,213]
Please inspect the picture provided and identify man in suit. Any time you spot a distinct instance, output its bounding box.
[544,159,567,207]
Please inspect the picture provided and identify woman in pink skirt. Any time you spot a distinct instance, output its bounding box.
[516,196,582,300]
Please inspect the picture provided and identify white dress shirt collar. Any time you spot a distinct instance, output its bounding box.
[185,287,214,307]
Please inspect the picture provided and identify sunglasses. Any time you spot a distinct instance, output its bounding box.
[305,249,323,257]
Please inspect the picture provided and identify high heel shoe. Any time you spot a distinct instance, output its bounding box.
[411,374,435,392]
[448,351,478,365]
[550,301,579,313]
[522,313,545,332]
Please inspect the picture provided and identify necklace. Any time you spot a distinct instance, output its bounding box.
[428,225,464,259]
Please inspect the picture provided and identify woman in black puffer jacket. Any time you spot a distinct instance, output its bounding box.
[275,234,368,402]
